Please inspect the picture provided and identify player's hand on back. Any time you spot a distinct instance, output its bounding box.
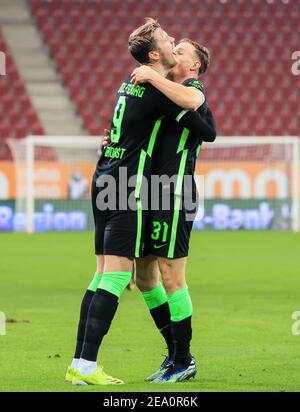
[131,65,158,86]
[102,129,110,148]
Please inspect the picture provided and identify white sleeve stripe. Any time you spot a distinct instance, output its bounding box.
[176,109,189,122]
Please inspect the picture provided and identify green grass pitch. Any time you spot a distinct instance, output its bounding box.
[0,231,299,392]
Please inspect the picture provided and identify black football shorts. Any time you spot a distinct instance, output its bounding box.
[91,177,145,258]
[144,192,198,259]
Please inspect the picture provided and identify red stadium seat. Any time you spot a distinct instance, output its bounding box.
[0,125,10,139]
[22,0,300,139]
[0,28,44,151]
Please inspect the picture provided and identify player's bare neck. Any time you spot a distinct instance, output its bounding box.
[147,63,168,77]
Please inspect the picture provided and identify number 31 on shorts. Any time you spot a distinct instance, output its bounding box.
[151,220,169,242]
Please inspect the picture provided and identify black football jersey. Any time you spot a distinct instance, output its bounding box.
[150,78,213,176]
[95,76,214,198]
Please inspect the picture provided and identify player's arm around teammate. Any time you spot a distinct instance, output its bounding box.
[133,38,214,298]
[67,19,215,386]
[131,64,205,111]
[134,39,216,383]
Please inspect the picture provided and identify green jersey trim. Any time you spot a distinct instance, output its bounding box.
[167,126,191,257]
[185,79,204,92]
[134,118,162,198]
[147,118,162,157]
[167,148,189,258]
[134,149,147,198]
[176,109,189,123]
[135,198,143,258]
[176,127,190,154]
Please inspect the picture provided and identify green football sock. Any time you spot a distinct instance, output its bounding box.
[167,286,193,322]
[168,286,193,365]
[87,272,102,292]
[74,272,102,359]
[142,283,174,357]
[141,283,167,310]
[98,271,132,298]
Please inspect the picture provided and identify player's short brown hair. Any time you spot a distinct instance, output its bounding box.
[128,18,161,64]
[179,38,211,74]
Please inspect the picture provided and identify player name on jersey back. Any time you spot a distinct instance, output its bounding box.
[118,82,146,98]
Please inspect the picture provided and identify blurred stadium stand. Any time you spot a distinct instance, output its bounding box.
[0,0,299,159]
[0,27,44,159]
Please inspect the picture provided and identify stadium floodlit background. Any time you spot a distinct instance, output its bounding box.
[0,0,300,393]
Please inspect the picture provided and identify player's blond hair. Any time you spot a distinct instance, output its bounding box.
[179,38,211,74]
[128,18,161,64]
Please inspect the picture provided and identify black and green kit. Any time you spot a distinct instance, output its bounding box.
[92,76,215,258]
[144,78,216,259]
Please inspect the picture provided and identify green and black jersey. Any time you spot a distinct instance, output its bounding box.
[94,76,214,198]
[144,78,216,259]
[150,78,213,182]
[92,76,215,259]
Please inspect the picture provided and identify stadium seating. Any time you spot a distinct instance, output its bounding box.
[0,28,44,160]
[1,0,299,161]
[27,0,300,139]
